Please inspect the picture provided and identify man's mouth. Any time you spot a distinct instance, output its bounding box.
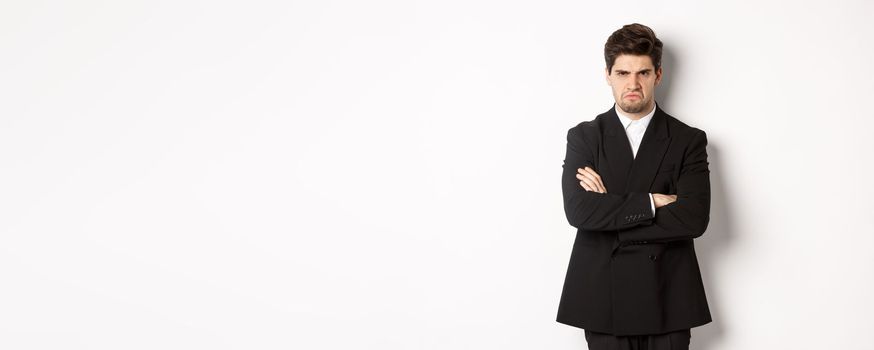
[625,94,640,99]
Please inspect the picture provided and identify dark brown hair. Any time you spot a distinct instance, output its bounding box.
[604,23,663,75]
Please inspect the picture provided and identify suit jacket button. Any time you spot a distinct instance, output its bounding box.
[649,254,657,261]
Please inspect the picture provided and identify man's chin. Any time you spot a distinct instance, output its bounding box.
[618,101,648,114]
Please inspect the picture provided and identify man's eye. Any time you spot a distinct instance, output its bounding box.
[641,72,649,76]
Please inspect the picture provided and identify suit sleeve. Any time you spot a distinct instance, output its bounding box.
[617,130,711,244]
[562,127,655,232]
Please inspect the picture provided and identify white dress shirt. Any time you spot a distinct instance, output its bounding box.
[614,102,657,216]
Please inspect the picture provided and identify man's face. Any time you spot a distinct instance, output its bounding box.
[606,54,662,115]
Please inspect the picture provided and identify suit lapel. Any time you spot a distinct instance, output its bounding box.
[602,103,672,194]
[603,107,634,193]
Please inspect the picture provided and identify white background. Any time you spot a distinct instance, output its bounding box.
[1,1,872,349]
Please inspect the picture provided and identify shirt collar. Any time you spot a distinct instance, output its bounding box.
[615,101,657,130]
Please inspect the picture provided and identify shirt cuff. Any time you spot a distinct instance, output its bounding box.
[648,193,656,216]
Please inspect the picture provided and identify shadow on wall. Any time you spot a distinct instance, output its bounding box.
[657,47,736,350]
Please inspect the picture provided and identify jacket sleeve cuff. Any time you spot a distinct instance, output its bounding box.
[617,192,656,228]
[648,193,656,216]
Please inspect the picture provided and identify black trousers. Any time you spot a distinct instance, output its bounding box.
[584,329,691,350]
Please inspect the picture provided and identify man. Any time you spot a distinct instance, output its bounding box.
[556,23,712,350]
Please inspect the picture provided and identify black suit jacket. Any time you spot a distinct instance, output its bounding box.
[556,103,712,336]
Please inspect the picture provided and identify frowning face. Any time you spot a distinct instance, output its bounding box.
[606,54,662,117]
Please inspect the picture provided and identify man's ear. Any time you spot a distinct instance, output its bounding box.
[655,66,663,85]
[605,67,611,85]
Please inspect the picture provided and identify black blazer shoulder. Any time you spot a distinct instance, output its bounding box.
[568,104,706,144]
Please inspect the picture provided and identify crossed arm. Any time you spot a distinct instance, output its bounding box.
[578,166,677,209]
[562,127,711,243]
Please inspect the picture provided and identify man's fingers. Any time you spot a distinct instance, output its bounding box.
[582,167,607,193]
[580,170,605,193]
[576,173,604,193]
[583,166,604,182]
[577,174,597,192]
[578,167,607,193]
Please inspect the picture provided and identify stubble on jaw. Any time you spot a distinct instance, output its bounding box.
[618,98,649,114]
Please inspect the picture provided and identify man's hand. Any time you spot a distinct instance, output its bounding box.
[577,167,677,207]
[577,166,607,193]
[652,193,678,208]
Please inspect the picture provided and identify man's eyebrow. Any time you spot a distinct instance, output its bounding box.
[614,69,653,73]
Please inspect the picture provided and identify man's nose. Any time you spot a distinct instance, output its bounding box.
[629,74,641,88]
